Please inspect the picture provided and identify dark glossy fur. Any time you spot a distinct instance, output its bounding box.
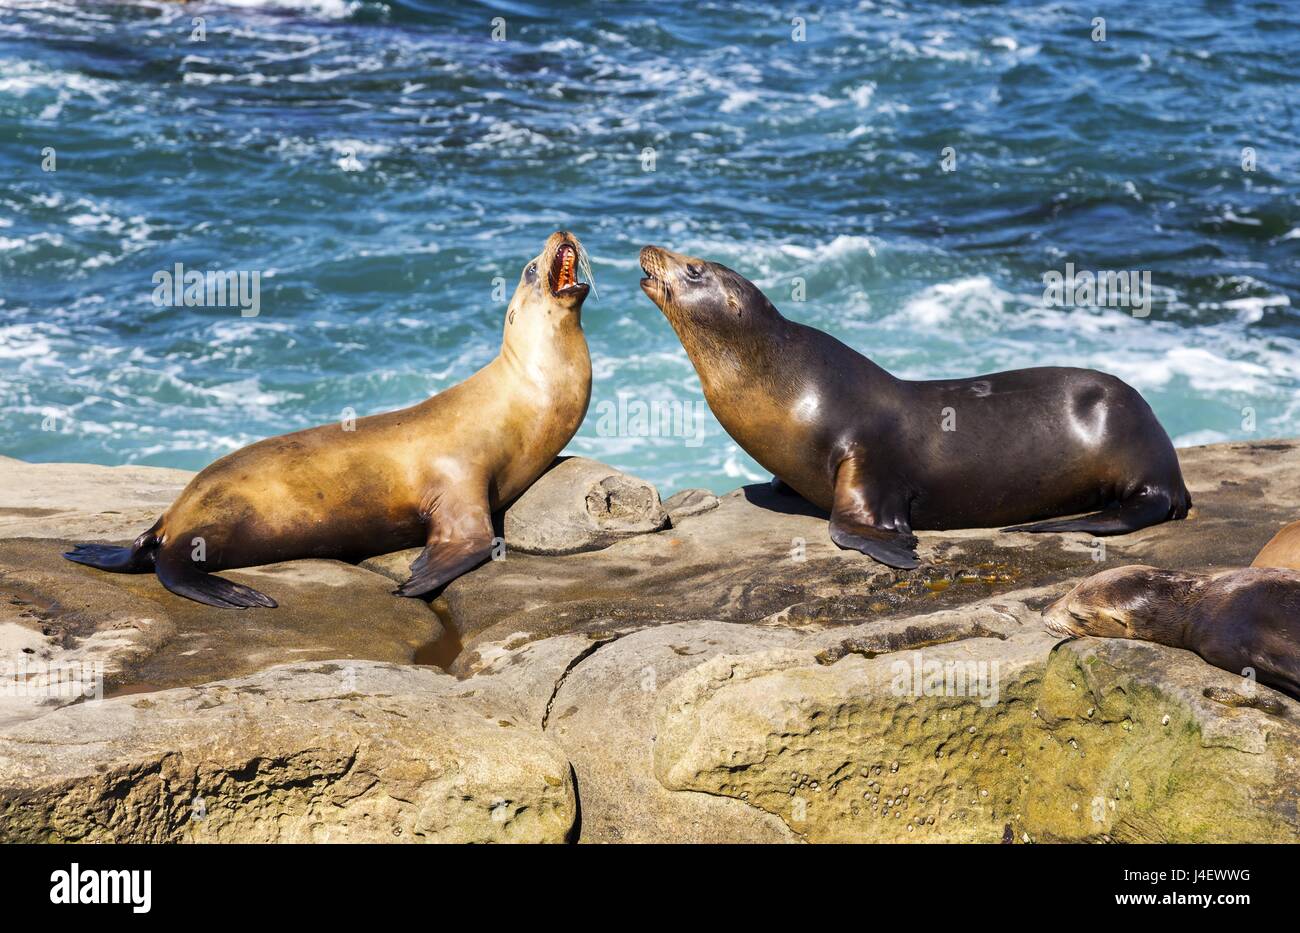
[640,245,1190,567]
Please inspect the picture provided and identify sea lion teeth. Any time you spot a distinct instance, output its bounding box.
[637,242,1190,571]
[550,242,582,293]
[64,231,593,609]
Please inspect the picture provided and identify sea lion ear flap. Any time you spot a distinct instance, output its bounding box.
[726,291,743,317]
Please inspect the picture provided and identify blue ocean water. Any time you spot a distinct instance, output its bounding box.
[1,0,1297,496]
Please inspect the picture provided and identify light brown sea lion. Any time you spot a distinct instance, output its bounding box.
[66,232,593,608]
[1043,565,1300,699]
[638,244,1191,569]
[1252,520,1300,571]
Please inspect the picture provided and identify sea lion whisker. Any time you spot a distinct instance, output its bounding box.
[575,238,598,300]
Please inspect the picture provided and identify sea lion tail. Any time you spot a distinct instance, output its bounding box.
[63,521,161,573]
[154,546,277,610]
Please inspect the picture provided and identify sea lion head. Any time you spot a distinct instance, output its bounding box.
[1041,565,1200,642]
[508,231,591,326]
[639,245,778,337]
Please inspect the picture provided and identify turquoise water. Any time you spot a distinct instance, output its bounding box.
[1,0,1297,496]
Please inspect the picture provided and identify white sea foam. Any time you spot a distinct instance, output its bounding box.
[719,90,761,113]
[892,277,1014,328]
[0,60,111,103]
[469,121,552,153]
[199,0,361,19]
[847,83,876,108]
[1220,294,1290,322]
[0,324,54,361]
[1174,429,1230,448]
[722,449,765,482]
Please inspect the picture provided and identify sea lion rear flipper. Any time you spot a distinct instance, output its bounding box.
[64,543,154,572]
[828,454,920,570]
[1001,487,1179,536]
[154,548,277,610]
[63,522,161,573]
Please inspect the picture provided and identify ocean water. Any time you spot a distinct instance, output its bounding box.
[0,0,1297,496]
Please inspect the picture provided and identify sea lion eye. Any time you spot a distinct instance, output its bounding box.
[685,263,703,280]
[525,262,538,282]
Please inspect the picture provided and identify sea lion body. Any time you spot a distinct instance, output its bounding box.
[66,231,592,607]
[1044,565,1300,700]
[1252,520,1300,571]
[639,245,1190,568]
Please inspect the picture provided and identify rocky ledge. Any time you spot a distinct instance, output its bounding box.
[0,443,1297,843]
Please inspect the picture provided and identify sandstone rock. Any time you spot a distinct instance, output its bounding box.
[0,661,576,843]
[0,455,190,541]
[434,440,1300,671]
[2,440,1299,844]
[663,488,720,522]
[652,620,1056,842]
[464,620,806,842]
[0,549,174,727]
[644,600,1300,843]
[441,485,1078,673]
[1022,637,1300,842]
[0,538,441,721]
[452,592,1043,843]
[502,457,669,555]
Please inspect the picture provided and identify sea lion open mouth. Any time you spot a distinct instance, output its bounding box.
[639,245,667,300]
[550,241,588,300]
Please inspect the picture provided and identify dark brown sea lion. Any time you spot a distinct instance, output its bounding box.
[65,232,593,608]
[637,244,1191,569]
[1043,565,1300,700]
[1252,520,1300,571]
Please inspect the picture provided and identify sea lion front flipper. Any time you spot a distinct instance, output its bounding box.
[395,538,494,598]
[828,454,920,570]
[394,491,495,598]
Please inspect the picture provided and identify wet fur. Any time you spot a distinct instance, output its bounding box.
[639,245,1190,569]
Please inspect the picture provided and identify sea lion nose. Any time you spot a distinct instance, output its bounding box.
[639,245,665,273]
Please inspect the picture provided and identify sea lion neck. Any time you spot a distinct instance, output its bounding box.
[670,311,790,398]
[493,315,592,440]
[499,304,588,381]
[1145,572,1210,649]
